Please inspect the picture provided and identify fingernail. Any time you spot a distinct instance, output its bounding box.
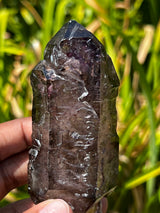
[39,199,70,213]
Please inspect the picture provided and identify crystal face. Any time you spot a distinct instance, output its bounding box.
[28,20,120,213]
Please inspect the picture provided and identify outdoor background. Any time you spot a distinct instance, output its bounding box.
[0,0,160,212]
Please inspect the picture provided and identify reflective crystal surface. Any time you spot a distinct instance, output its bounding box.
[28,20,120,213]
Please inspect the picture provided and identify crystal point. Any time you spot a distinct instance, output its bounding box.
[28,20,119,213]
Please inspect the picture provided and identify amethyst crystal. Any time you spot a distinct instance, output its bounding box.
[28,20,119,213]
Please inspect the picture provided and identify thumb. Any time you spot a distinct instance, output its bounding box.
[24,199,73,213]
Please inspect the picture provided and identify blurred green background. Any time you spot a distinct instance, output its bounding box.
[0,0,160,212]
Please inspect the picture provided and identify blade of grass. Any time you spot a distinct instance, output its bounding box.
[147,0,159,24]
[0,9,9,72]
[54,0,71,33]
[101,24,117,72]
[42,0,56,53]
[21,0,43,27]
[119,76,133,122]
[125,164,160,189]
[147,21,160,89]
[0,46,25,55]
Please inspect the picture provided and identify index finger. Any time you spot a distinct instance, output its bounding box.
[0,117,32,161]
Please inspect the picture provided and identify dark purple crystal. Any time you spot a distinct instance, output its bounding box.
[28,20,119,213]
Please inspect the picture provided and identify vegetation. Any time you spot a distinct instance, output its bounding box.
[0,0,160,212]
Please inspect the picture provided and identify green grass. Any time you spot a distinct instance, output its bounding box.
[0,0,160,212]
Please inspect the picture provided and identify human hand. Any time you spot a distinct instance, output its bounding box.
[0,117,72,213]
[0,117,107,213]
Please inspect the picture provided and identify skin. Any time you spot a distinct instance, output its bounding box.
[0,117,107,213]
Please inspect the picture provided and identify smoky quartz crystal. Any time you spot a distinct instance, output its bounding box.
[28,20,120,213]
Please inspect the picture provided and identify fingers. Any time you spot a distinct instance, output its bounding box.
[0,198,34,213]
[101,197,108,213]
[1,199,73,213]
[0,151,28,200]
[0,117,32,161]
[24,199,73,213]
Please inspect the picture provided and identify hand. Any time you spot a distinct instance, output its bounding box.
[0,118,107,213]
[0,118,72,213]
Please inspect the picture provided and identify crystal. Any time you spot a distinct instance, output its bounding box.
[28,20,120,213]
